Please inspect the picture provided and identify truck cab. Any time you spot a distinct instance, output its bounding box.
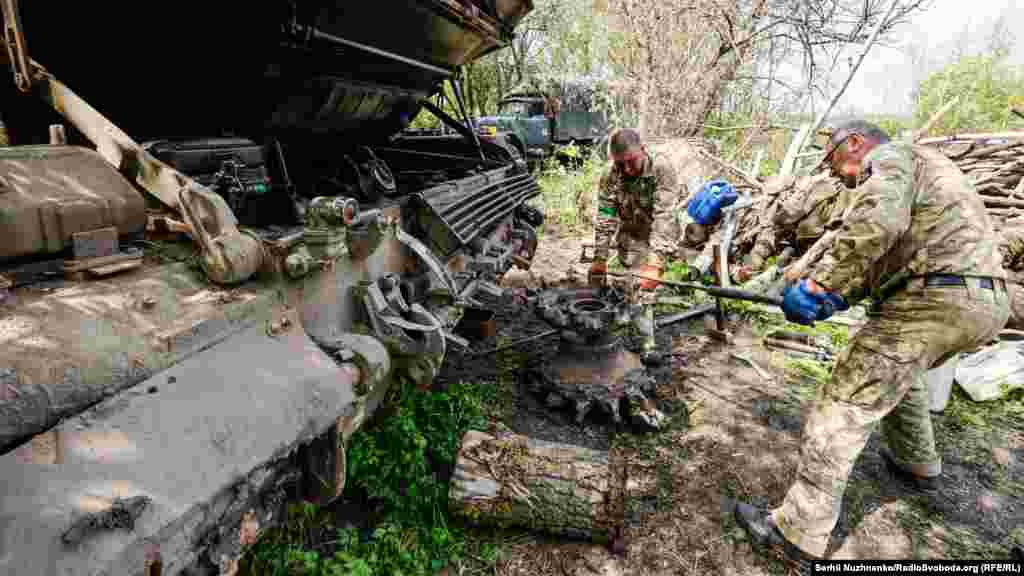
[477,80,609,170]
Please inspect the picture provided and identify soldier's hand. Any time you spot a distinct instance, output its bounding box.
[637,264,662,291]
[733,265,755,284]
[783,265,802,285]
[589,261,608,287]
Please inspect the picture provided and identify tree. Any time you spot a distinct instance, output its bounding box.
[913,53,1024,136]
[595,0,932,138]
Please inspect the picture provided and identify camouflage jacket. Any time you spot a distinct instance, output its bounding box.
[593,152,681,267]
[807,142,1006,303]
[757,173,850,258]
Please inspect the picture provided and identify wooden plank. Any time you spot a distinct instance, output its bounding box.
[63,251,142,272]
[86,260,144,277]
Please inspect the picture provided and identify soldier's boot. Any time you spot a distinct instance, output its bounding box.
[880,448,939,495]
[734,501,818,573]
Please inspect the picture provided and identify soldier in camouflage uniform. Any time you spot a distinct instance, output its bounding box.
[737,172,851,296]
[734,120,1010,565]
[589,128,683,361]
[998,217,1024,331]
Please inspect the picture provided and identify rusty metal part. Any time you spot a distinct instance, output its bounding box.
[534,337,645,424]
[525,288,664,428]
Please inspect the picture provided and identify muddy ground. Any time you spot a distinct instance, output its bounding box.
[437,225,1024,576]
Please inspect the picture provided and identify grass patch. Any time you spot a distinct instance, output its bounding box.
[936,385,1024,466]
[840,474,879,534]
[894,504,934,560]
[896,500,1011,560]
[535,153,606,234]
[241,378,492,575]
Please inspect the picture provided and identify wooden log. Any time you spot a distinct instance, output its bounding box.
[982,197,1024,209]
[912,95,961,142]
[449,430,631,543]
[918,132,1024,145]
[959,141,1024,160]
[987,207,1024,218]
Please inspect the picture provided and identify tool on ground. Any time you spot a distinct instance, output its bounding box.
[730,351,774,381]
[763,336,834,362]
[765,330,817,347]
[656,301,717,328]
[606,271,784,307]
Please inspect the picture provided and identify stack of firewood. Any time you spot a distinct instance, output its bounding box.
[921,134,1024,226]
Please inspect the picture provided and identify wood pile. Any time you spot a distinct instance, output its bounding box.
[920,133,1024,226]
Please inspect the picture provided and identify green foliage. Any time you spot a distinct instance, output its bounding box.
[535,152,607,231]
[244,379,492,575]
[347,380,489,525]
[914,54,1024,136]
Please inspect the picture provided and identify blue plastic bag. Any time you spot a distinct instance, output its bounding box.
[687,179,738,225]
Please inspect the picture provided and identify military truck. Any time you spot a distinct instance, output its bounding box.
[0,1,541,573]
[476,78,611,169]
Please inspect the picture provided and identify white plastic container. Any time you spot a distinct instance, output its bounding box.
[926,355,959,413]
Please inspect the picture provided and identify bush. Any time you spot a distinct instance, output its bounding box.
[914,54,1024,136]
[242,379,492,575]
[536,149,608,233]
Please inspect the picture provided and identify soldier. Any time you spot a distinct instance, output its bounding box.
[998,216,1024,330]
[588,127,683,362]
[736,172,850,296]
[731,120,1010,566]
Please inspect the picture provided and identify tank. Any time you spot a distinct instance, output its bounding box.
[0,2,542,574]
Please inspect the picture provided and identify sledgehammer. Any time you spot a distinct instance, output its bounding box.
[607,271,784,307]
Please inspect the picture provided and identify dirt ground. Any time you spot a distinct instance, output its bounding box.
[439,225,1024,576]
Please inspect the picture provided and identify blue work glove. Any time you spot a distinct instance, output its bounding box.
[781,280,820,326]
[782,280,849,325]
[815,291,849,321]
[687,179,738,225]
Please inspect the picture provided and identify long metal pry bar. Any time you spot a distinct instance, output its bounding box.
[0,0,265,285]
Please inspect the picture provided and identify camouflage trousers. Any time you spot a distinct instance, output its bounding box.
[772,277,1010,557]
[607,236,660,352]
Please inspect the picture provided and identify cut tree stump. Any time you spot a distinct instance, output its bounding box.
[449,430,645,543]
